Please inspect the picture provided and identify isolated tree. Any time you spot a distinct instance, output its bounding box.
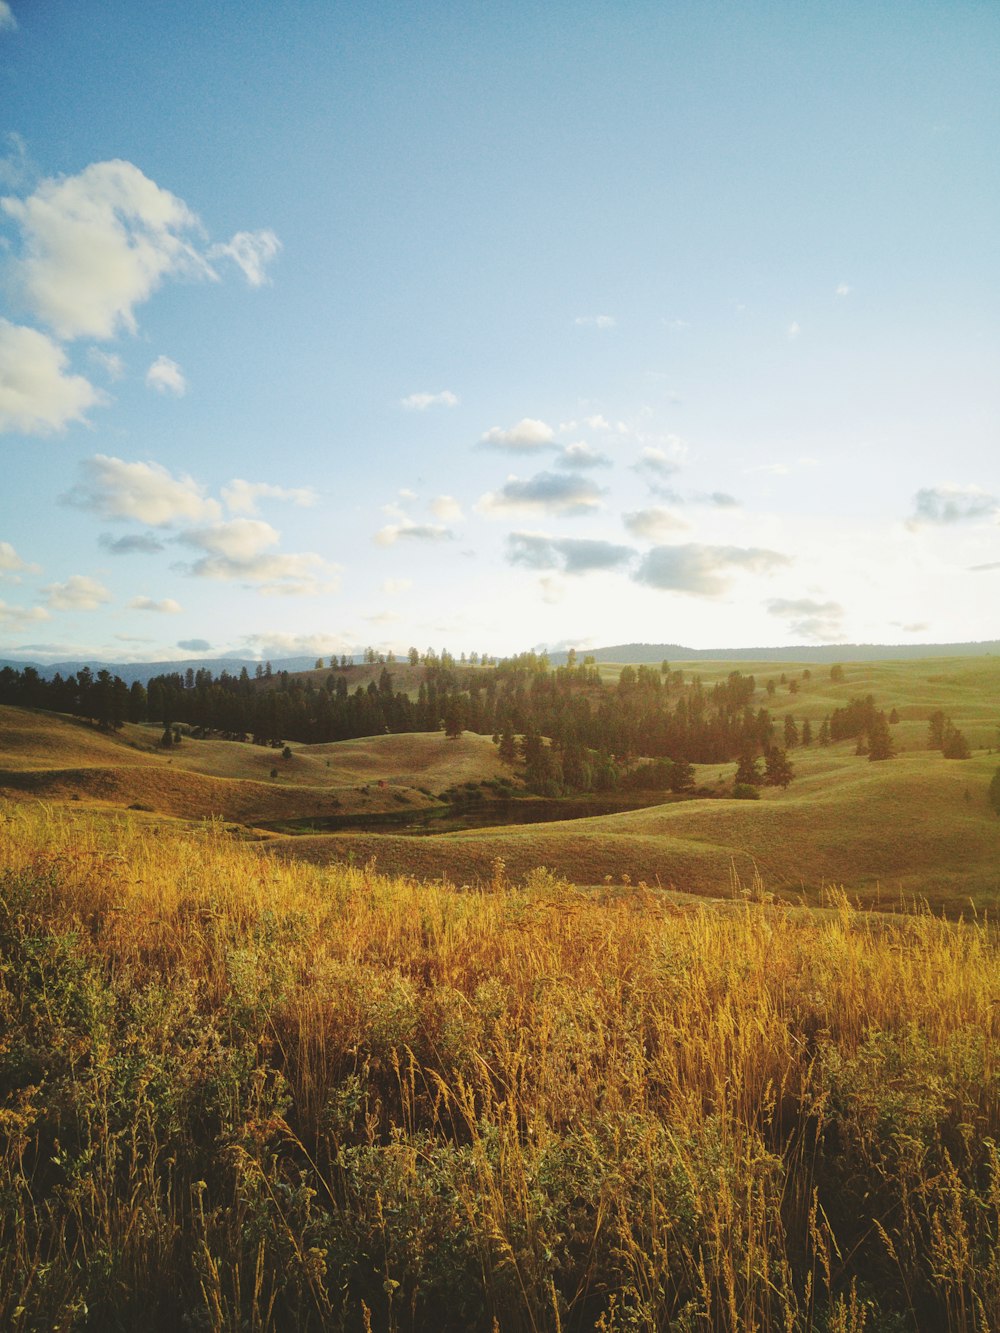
[784,714,799,748]
[830,664,845,682]
[764,746,794,788]
[867,712,894,761]
[735,752,763,786]
[928,710,947,749]
[942,725,970,759]
[801,719,813,746]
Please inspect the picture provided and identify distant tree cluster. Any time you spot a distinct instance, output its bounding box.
[928,710,971,759]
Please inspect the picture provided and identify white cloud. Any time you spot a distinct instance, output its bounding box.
[181,518,280,561]
[633,544,790,597]
[574,314,616,329]
[208,229,281,286]
[183,548,340,596]
[65,455,222,526]
[0,319,102,434]
[381,578,413,594]
[766,597,845,641]
[0,600,50,631]
[0,3,16,33]
[2,160,213,340]
[908,484,999,527]
[507,532,634,575]
[622,506,689,541]
[90,348,125,380]
[556,441,612,469]
[145,354,186,396]
[99,532,165,555]
[375,520,454,547]
[788,321,801,339]
[835,282,852,297]
[43,574,112,611]
[129,595,182,613]
[634,439,688,495]
[0,540,39,579]
[480,418,555,452]
[401,389,459,410]
[222,478,318,514]
[478,471,604,518]
[429,494,463,521]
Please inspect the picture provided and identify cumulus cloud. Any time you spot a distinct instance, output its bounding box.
[145,354,186,395]
[622,506,689,541]
[99,532,166,555]
[556,441,612,469]
[480,418,555,452]
[181,547,339,596]
[207,229,281,286]
[129,595,182,613]
[64,455,221,526]
[507,532,635,575]
[478,471,603,518]
[0,600,50,631]
[1,160,213,340]
[0,3,16,34]
[766,597,845,641]
[0,540,39,579]
[429,494,463,521]
[908,484,999,527]
[634,544,790,597]
[574,314,616,329]
[401,389,459,410]
[43,574,112,611]
[1,162,280,341]
[180,518,280,562]
[0,319,103,434]
[222,478,317,515]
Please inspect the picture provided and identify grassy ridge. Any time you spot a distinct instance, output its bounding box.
[2,803,998,1330]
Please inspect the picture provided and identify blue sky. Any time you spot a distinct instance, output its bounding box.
[1,0,997,663]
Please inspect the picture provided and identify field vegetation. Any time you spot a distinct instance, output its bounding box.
[1,802,999,1331]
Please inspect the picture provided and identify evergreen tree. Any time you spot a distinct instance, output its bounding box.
[735,752,763,786]
[764,746,794,788]
[867,712,894,761]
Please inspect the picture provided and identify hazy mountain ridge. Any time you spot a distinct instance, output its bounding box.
[3,639,999,686]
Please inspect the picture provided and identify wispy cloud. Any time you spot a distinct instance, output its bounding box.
[0,600,50,631]
[788,320,801,339]
[573,314,616,329]
[401,389,459,410]
[0,540,39,580]
[0,3,16,35]
[222,479,318,515]
[835,282,852,297]
[556,441,612,469]
[375,521,454,547]
[208,229,281,286]
[99,532,166,555]
[766,597,845,641]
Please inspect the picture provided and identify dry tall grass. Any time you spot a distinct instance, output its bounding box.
[1,801,998,1330]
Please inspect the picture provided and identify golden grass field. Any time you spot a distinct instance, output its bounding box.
[3,654,997,910]
[0,799,997,1330]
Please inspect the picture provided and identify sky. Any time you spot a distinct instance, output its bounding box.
[0,0,998,665]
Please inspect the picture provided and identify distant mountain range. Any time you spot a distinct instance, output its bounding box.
[548,641,1000,665]
[2,640,998,685]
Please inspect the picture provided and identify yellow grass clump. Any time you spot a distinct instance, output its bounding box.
[1,800,998,1330]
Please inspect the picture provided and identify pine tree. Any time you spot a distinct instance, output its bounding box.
[867,711,894,761]
[764,746,794,788]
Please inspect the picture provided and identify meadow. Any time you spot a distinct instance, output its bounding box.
[1,654,999,1329]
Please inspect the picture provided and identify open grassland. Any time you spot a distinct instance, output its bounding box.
[1,803,998,1331]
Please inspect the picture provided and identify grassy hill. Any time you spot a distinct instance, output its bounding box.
[2,654,998,910]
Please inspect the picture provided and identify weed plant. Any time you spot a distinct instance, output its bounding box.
[0,802,997,1330]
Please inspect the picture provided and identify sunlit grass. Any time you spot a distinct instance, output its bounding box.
[2,801,998,1330]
